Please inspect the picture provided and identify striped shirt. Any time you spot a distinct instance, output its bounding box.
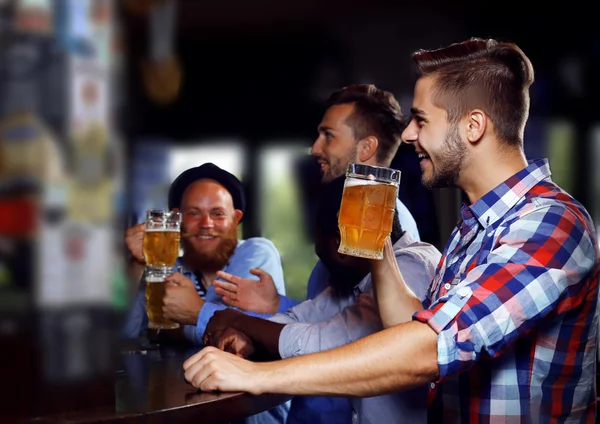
[414,159,599,423]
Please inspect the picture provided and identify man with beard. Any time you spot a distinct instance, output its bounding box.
[121,162,292,350]
[209,85,422,424]
[213,84,420,313]
[202,176,440,423]
[182,38,599,423]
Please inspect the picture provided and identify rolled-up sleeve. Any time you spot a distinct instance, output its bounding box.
[414,204,597,380]
[278,292,382,358]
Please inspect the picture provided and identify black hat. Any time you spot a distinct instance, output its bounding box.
[168,163,246,219]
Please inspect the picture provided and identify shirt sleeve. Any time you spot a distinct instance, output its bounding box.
[269,286,338,324]
[306,260,331,300]
[413,203,598,380]
[277,291,383,358]
[189,238,290,344]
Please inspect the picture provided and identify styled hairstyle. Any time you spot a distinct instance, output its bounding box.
[412,37,535,148]
[326,84,406,165]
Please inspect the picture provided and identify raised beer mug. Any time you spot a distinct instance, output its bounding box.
[143,209,181,268]
[145,266,180,330]
[338,163,400,260]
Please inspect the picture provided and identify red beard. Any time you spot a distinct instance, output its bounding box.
[180,225,238,274]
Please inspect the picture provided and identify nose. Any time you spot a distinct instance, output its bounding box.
[311,136,323,157]
[198,214,214,229]
[401,120,418,145]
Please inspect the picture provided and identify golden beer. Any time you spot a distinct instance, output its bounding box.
[145,273,179,330]
[338,173,399,260]
[143,229,180,267]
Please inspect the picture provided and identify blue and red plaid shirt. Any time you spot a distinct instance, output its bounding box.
[414,159,599,423]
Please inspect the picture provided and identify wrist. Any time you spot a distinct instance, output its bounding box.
[270,295,281,314]
[186,300,203,326]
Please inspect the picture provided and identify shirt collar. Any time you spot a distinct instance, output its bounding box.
[175,240,243,281]
[468,158,552,228]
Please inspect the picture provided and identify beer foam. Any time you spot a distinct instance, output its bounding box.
[146,276,166,283]
[344,178,394,187]
[145,228,180,232]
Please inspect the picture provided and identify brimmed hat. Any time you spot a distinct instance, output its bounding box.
[168,163,246,219]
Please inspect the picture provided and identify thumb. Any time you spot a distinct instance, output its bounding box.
[252,268,273,285]
[249,268,263,278]
[166,272,194,287]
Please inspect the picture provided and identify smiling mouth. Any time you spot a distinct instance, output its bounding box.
[417,153,431,162]
[195,235,218,240]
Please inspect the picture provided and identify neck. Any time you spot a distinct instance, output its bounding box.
[460,144,528,205]
[197,270,218,290]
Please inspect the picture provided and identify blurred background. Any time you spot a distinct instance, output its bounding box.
[0,0,598,420]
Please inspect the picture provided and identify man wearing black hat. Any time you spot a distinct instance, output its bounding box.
[121,163,293,355]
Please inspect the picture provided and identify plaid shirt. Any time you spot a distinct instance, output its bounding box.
[414,159,599,423]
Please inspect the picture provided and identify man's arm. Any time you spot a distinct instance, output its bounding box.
[205,311,285,360]
[370,239,425,327]
[184,320,439,396]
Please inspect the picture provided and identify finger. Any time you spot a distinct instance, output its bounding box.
[216,334,231,351]
[186,349,222,387]
[213,286,233,298]
[212,279,238,293]
[249,268,263,277]
[166,273,194,287]
[126,223,145,236]
[216,270,241,284]
[214,286,237,301]
[184,357,206,384]
[183,346,214,371]
[220,296,240,309]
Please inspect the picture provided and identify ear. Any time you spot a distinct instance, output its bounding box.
[233,209,243,224]
[357,136,378,162]
[465,109,486,144]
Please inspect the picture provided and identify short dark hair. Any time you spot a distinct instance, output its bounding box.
[412,37,534,148]
[326,84,406,166]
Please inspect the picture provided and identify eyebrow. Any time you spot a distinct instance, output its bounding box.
[410,107,427,116]
[317,125,333,133]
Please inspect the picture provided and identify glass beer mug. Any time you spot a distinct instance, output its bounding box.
[145,266,180,330]
[337,163,400,260]
[143,209,181,268]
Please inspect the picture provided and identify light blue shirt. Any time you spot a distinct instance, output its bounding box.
[272,233,440,424]
[121,237,290,424]
[122,237,289,343]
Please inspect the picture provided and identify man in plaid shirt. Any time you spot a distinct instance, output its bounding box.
[182,38,599,423]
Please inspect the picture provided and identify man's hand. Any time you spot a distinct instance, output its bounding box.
[163,272,204,326]
[208,327,256,358]
[203,308,246,344]
[213,268,280,314]
[125,223,146,264]
[183,347,270,395]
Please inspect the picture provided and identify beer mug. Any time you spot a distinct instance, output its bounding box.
[143,209,181,268]
[145,266,180,330]
[337,163,400,260]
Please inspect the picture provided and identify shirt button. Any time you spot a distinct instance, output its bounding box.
[352,410,358,422]
[458,287,470,298]
[444,283,451,290]
[430,382,435,390]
